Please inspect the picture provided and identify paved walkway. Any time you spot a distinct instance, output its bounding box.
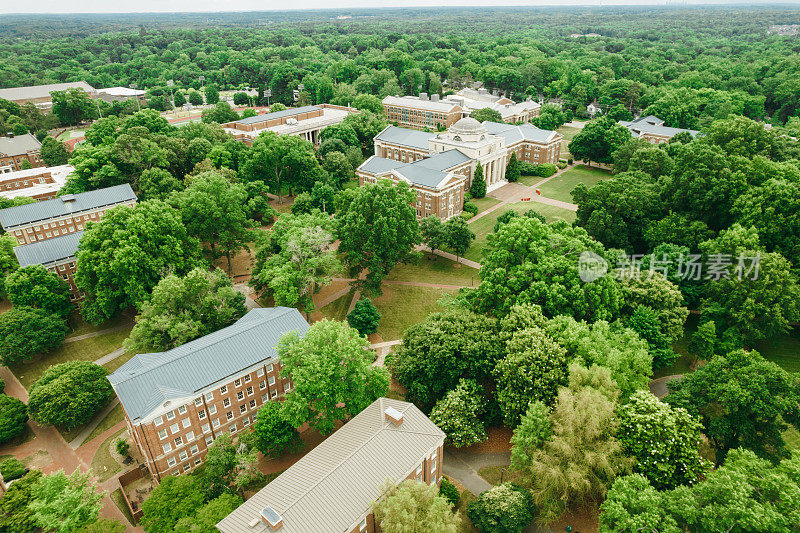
[649,374,684,398]
[69,398,120,449]
[414,246,482,269]
[94,347,126,366]
[64,324,131,344]
[443,449,494,495]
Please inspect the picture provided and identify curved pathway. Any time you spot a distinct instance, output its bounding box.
[649,374,684,398]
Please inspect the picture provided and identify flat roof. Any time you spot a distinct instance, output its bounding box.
[14,230,82,268]
[0,134,42,158]
[382,95,460,113]
[232,105,321,126]
[0,81,95,102]
[217,397,445,533]
[0,165,72,200]
[0,183,136,229]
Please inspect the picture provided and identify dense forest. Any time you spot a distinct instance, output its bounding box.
[1,6,800,125]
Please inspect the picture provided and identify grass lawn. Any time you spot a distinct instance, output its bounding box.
[373,285,458,341]
[318,291,354,322]
[784,427,800,451]
[91,427,126,483]
[102,350,137,374]
[66,311,132,339]
[471,196,501,214]
[85,404,125,444]
[464,202,577,262]
[386,254,479,287]
[536,165,611,203]
[109,488,135,525]
[11,329,131,388]
[752,329,800,372]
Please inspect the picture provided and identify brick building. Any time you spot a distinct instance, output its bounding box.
[0,134,43,173]
[217,397,445,533]
[619,115,699,144]
[13,231,84,301]
[0,183,137,246]
[0,81,96,109]
[382,94,463,131]
[448,87,541,124]
[0,165,72,201]
[358,117,561,218]
[222,104,358,146]
[108,307,308,481]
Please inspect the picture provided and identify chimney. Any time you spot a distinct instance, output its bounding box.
[431,94,440,102]
[419,92,428,101]
[384,406,404,426]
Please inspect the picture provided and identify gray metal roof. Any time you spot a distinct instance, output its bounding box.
[357,156,404,176]
[0,184,136,229]
[410,149,471,171]
[0,134,42,157]
[374,126,435,150]
[14,231,82,267]
[394,165,450,189]
[108,308,309,422]
[620,119,699,139]
[217,397,445,533]
[0,82,95,102]
[482,121,559,144]
[233,106,320,125]
[358,150,470,190]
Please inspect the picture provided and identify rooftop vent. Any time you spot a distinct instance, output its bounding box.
[260,506,283,530]
[419,92,428,101]
[384,406,404,426]
[60,194,76,203]
[431,94,440,102]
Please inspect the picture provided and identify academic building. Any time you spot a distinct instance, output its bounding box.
[0,134,44,173]
[0,81,97,109]
[222,104,359,146]
[619,115,699,144]
[356,117,562,219]
[0,165,72,201]
[217,397,445,533]
[108,308,307,482]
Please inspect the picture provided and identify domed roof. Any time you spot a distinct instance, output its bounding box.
[450,116,487,135]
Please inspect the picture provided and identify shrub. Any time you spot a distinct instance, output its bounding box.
[538,163,558,177]
[0,376,4,394]
[439,477,460,508]
[567,158,574,165]
[27,361,113,430]
[115,438,130,457]
[0,395,28,444]
[556,161,567,169]
[0,458,26,482]
[466,483,536,533]
[462,201,479,216]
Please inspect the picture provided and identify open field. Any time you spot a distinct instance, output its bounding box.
[386,253,479,286]
[373,285,458,341]
[470,196,501,214]
[536,164,611,203]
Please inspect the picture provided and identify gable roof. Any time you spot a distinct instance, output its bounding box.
[356,155,404,176]
[482,121,559,144]
[410,149,471,171]
[374,125,435,151]
[357,150,470,190]
[108,307,308,422]
[620,119,699,139]
[14,231,82,267]
[217,397,445,533]
[0,184,136,230]
[233,105,321,126]
[0,134,42,157]
[0,81,95,102]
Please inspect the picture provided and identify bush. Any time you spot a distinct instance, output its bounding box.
[462,201,479,216]
[556,161,567,169]
[460,212,473,222]
[27,361,113,430]
[0,394,28,444]
[568,158,574,165]
[538,163,558,177]
[346,298,381,337]
[0,458,26,482]
[466,483,536,533]
[0,377,4,394]
[115,438,130,457]
[439,477,460,508]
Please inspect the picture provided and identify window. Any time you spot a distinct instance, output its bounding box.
[181,419,190,429]
[205,391,214,401]
[190,445,199,455]
[268,376,276,386]
[212,418,220,428]
[179,451,188,461]
[166,411,175,421]
[246,386,253,396]
[186,431,195,442]
[284,383,291,393]
[183,464,191,472]
[259,381,266,390]
[270,390,278,398]
[359,517,367,531]
[167,457,176,468]
[262,395,268,403]
[162,443,172,454]
[239,404,247,414]
[266,364,274,373]
[170,423,179,434]
[158,429,167,440]
[220,385,227,394]
[223,398,231,408]
[201,424,210,434]
[249,400,256,409]
[178,405,187,415]
[205,435,214,446]
[198,410,206,420]
[230,425,237,434]
[174,436,183,446]
[194,397,203,407]
[234,378,241,387]
[226,411,234,421]
[195,458,202,466]
[208,405,217,415]
[244,375,251,383]
[236,391,244,401]
[243,417,250,427]
[257,368,264,377]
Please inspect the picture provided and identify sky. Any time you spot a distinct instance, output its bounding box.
[1,0,797,15]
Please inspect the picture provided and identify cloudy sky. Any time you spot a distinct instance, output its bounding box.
[1,0,794,15]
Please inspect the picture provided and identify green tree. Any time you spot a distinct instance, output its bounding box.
[0,233,19,298]
[598,474,682,533]
[374,481,461,533]
[27,361,113,429]
[174,493,243,533]
[509,401,551,471]
[253,400,300,458]
[617,390,709,490]
[568,115,631,165]
[204,84,219,105]
[471,108,503,123]
[419,215,446,254]
[279,320,389,434]
[29,469,103,533]
[429,379,487,448]
[466,483,536,533]
[494,327,568,426]
[188,91,203,106]
[321,151,353,187]
[0,395,28,444]
[5,265,72,318]
[141,475,205,533]
[124,268,246,352]
[505,151,520,182]
[169,171,254,272]
[346,298,381,336]
[75,200,203,324]
[243,132,320,202]
[139,167,184,200]
[527,365,633,523]
[201,102,238,124]
[173,91,186,108]
[618,273,688,343]
[352,94,383,114]
[443,215,475,260]
[50,88,96,126]
[78,519,127,533]
[470,163,487,198]
[0,306,68,366]
[0,470,42,533]
[666,349,800,464]
[39,136,70,166]
[335,180,420,295]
